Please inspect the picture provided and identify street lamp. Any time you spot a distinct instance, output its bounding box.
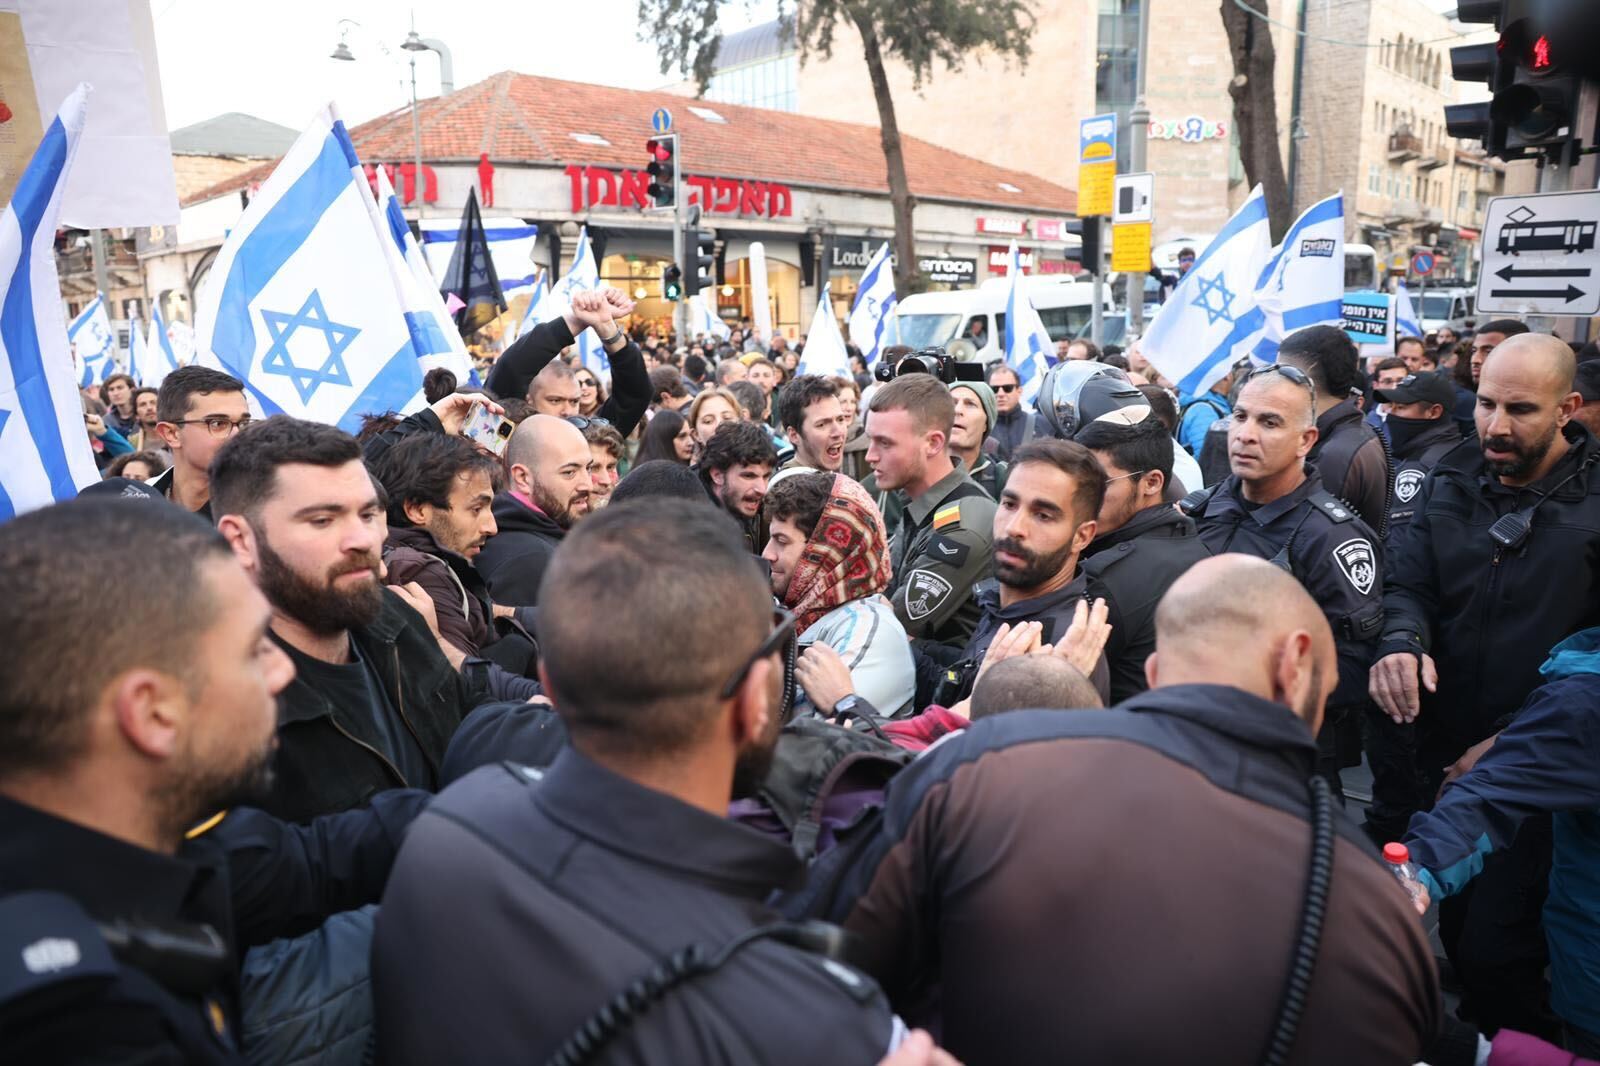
[331,19,454,219]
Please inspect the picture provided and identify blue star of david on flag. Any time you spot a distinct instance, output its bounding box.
[1194,272,1237,326]
[259,291,359,403]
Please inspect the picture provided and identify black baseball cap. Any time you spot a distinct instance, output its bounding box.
[1374,371,1455,409]
[78,476,166,502]
[1575,360,1600,404]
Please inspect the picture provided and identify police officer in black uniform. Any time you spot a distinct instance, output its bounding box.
[373,500,911,1064]
[0,499,427,1064]
[1372,370,1462,537]
[1183,365,1384,784]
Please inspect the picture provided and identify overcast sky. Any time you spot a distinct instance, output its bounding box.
[150,0,779,132]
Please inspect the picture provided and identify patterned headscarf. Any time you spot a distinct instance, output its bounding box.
[785,474,893,635]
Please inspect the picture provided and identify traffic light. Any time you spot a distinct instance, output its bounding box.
[662,263,683,302]
[645,134,677,209]
[1445,0,1600,160]
[1492,12,1583,152]
[683,226,715,297]
[1065,217,1103,275]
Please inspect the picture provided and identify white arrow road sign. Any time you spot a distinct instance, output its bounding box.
[1477,190,1600,316]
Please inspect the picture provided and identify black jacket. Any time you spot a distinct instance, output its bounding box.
[0,790,427,1065]
[475,492,565,608]
[1309,398,1392,538]
[1081,504,1212,703]
[1379,423,1600,763]
[372,752,900,1064]
[990,407,1047,462]
[1187,468,1384,706]
[267,589,483,824]
[484,317,651,437]
[1385,417,1461,537]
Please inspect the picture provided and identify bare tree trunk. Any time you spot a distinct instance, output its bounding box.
[854,11,921,296]
[1221,0,1292,239]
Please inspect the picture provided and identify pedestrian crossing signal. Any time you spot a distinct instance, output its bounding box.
[663,264,683,301]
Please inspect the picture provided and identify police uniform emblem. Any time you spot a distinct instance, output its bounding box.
[1332,538,1376,595]
[905,569,954,620]
[1395,468,1425,503]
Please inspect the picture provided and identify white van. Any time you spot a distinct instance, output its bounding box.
[892,276,1114,366]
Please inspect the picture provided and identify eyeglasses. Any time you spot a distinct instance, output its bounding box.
[1246,364,1318,408]
[720,608,797,699]
[170,415,253,437]
[1104,469,1148,484]
[993,383,1019,394]
[565,415,612,430]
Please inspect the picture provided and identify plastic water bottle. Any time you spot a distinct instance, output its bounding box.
[1382,842,1427,907]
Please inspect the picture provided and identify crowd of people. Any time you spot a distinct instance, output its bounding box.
[6,282,1600,1066]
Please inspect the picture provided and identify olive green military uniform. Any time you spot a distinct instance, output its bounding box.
[881,461,998,646]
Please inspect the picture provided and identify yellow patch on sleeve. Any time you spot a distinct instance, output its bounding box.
[933,504,961,530]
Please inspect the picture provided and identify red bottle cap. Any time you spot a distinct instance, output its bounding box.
[1382,842,1410,864]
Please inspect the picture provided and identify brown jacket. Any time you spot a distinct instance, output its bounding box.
[813,684,1440,1065]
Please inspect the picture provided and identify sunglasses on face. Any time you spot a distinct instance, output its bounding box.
[993,384,1019,394]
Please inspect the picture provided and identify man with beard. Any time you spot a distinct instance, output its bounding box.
[475,415,595,608]
[1074,414,1211,703]
[0,499,429,1063]
[128,386,164,454]
[697,419,777,553]
[812,556,1440,1066]
[941,438,1110,705]
[371,434,538,696]
[1372,333,1600,1036]
[776,374,848,473]
[210,417,486,823]
[373,499,911,1064]
[1183,366,1384,792]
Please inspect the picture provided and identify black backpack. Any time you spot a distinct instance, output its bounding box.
[751,717,913,862]
[1181,395,1232,487]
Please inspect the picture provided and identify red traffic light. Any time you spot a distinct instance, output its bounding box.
[1530,35,1551,72]
[646,137,673,162]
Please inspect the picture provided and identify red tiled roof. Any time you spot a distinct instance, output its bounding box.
[185,71,1075,214]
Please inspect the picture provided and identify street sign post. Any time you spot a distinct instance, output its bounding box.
[1112,172,1153,334]
[1078,114,1117,217]
[1477,189,1600,316]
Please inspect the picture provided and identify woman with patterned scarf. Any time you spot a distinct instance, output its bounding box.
[761,469,916,717]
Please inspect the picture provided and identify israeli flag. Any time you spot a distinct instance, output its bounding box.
[541,227,606,378]
[126,313,146,385]
[145,304,183,388]
[68,292,115,388]
[847,242,896,367]
[1254,193,1345,362]
[1143,185,1273,396]
[0,84,100,518]
[1001,242,1053,408]
[1394,280,1423,340]
[193,104,427,434]
[371,165,473,383]
[691,292,730,341]
[797,298,850,380]
[509,270,548,344]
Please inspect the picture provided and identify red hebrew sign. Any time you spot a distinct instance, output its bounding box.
[565,165,793,218]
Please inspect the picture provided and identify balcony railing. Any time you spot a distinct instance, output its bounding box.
[1388,129,1423,162]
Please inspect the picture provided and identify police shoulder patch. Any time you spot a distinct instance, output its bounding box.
[905,569,955,621]
[933,504,961,530]
[1332,537,1376,596]
[1395,468,1425,504]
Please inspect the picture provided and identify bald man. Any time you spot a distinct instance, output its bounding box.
[1372,331,1600,1035]
[816,553,1440,1066]
[475,415,595,607]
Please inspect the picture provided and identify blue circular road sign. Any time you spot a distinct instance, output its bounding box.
[1411,252,1435,276]
[651,107,673,133]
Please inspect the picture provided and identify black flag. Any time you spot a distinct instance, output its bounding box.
[441,187,506,336]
